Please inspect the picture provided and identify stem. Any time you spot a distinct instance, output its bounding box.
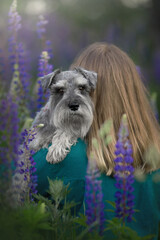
[122,138,127,224]
[24,135,31,203]
[122,178,126,224]
[24,127,37,203]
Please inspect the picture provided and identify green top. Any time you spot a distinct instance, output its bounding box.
[33,139,160,240]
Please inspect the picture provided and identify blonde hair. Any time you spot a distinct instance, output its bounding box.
[70,42,160,175]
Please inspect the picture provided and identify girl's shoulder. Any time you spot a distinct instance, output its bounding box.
[33,138,88,179]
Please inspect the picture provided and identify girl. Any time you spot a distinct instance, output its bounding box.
[33,42,160,239]
[70,42,160,175]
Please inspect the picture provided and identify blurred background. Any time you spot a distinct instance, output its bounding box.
[0,0,160,110]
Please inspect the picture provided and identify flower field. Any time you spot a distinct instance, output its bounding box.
[0,1,160,239]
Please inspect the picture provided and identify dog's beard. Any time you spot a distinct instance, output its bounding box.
[46,112,92,164]
[46,101,94,164]
[50,105,93,139]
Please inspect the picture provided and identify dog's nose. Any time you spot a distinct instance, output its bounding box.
[68,103,79,111]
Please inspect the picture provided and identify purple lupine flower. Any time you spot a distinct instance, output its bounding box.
[85,161,105,235]
[0,49,5,83]
[37,51,53,110]
[150,92,159,121]
[8,0,21,33]
[0,95,19,192]
[153,50,160,84]
[136,65,142,77]
[37,15,48,40]
[8,0,30,103]
[36,15,53,58]
[114,114,135,223]
[8,0,21,71]
[0,95,19,166]
[17,42,30,97]
[38,51,53,78]
[45,40,54,59]
[36,15,53,110]
[18,126,39,202]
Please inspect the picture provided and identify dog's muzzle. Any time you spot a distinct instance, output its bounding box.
[68,102,79,111]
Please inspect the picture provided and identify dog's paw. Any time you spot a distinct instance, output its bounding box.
[46,145,68,164]
[45,131,77,164]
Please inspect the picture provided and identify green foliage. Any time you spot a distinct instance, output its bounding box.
[0,179,155,240]
[0,0,159,239]
[144,144,160,170]
[99,119,113,145]
[34,178,104,240]
[105,201,153,240]
[106,218,154,240]
[0,202,52,240]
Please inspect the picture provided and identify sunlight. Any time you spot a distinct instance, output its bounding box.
[25,0,47,15]
[121,0,149,8]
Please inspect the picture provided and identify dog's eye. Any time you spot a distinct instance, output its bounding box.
[78,85,85,91]
[56,88,64,94]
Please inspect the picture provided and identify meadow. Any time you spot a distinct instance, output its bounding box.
[0,1,160,239]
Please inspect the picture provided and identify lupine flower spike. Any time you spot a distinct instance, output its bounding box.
[8,0,30,104]
[36,15,53,110]
[85,159,105,235]
[114,114,135,223]
[37,15,48,41]
[0,49,5,83]
[37,51,53,110]
[0,96,19,193]
[17,125,44,202]
[8,0,22,97]
[37,15,53,58]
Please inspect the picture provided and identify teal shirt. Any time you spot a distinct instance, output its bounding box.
[33,139,160,239]
[33,139,88,212]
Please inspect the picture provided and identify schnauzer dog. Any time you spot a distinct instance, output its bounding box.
[31,67,97,163]
[9,67,97,205]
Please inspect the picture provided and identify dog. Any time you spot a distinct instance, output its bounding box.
[8,67,97,206]
[30,67,97,163]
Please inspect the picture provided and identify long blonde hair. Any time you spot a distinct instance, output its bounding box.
[70,42,160,175]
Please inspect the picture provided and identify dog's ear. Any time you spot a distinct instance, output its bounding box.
[40,69,61,92]
[74,67,97,89]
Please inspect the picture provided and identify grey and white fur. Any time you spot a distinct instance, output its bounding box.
[30,67,97,163]
[8,67,97,206]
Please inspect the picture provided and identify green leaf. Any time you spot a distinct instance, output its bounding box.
[92,138,99,149]
[106,209,115,212]
[104,135,112,145]
[76,220,99,240]
[106,200,116,208]
[74,214,87,227]
[47,178,70,205]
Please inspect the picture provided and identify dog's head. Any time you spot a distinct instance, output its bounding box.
[40,68,97,138]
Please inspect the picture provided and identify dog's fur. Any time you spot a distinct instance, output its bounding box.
[30,67,97,163]
[9,67,97,205]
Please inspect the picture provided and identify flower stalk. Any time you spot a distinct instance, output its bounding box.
[18,126,39,202]
[85,160,105,235]
[8,0,30,106]
[114,114,135,223]
[36,15,53,110]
